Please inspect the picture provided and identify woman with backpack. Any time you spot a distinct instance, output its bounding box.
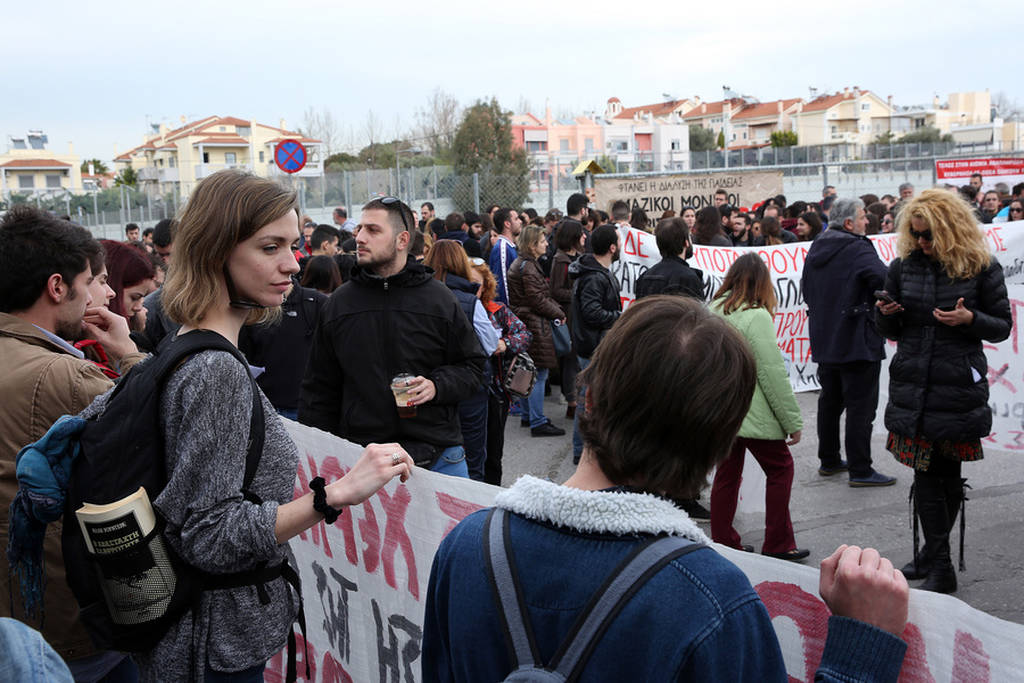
[131,170,414,681]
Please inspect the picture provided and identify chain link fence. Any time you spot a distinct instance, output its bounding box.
[3,138,1021,237]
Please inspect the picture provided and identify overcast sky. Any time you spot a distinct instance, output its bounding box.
[5,0,1022,163]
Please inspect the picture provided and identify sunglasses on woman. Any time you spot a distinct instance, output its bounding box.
[909,228,933,241]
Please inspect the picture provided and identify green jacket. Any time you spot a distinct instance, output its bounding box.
[710,300,802,440]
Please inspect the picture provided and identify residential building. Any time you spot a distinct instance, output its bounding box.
[113,116,323,195]
[792,87,895,146]
[0,131,82,197]
[603,98,690,172]
[728,98,803,148]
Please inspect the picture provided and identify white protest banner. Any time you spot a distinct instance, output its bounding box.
[267,421,1024,682]
[935,157,1024,194]
[611,223,1024,449]
[593,169,783,215]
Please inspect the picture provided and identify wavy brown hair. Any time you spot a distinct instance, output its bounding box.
[578,295,755,499]
[713,252,777,316]
[162,170,297,326]
[895,189,991,280]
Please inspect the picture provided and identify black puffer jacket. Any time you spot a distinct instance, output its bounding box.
[876,251,1011,442]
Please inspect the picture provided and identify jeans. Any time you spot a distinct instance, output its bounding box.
[572,356,591,461]
[203,662,266,683]
[484,389,509,485]
[817,360,881,479]
[429,445,469,478]
[458,382,489,481]
[710,438,796,554]
[527,367,550,428]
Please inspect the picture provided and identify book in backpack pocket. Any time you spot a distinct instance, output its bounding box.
[75,487,178,625]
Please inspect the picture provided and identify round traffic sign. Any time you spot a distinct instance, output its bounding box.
[274,139,307,174]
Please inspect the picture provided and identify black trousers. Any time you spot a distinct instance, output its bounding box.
[816,360,881,479]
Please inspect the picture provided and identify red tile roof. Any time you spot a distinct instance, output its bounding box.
[732,98,802,120]
[0,158,72,168]
[801,91,857,113]
[192,135,250,145]
[680,99,748,119]
[614,99,690,120]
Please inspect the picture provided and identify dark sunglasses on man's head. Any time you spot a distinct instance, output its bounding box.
[909,228,933,241]
[378,196,411,232]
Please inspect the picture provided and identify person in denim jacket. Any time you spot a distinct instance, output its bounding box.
[423,296,909,682]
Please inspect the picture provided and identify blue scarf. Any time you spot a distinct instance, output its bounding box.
[7,415,86,617]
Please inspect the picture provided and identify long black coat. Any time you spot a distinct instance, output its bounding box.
[876,251,1012,442]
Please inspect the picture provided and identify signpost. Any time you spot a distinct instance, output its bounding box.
[273,139,307,174]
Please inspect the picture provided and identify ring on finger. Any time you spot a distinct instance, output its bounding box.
[391,452,402,466]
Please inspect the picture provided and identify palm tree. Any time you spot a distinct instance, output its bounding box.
[80,159,109,175]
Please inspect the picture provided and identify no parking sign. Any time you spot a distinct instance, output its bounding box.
[274,139,307,174]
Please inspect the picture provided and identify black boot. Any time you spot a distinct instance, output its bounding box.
[916,475,957,593]
[900,476,931,580]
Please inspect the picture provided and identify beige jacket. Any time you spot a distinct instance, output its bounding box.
[0,312,144,661]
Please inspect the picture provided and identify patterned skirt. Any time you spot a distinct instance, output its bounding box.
[886,432,984,471]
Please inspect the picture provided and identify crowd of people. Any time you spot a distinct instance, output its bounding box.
[0,166,1016,681]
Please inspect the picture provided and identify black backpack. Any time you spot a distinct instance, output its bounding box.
[61,330,302,660]
[483,508,707,682]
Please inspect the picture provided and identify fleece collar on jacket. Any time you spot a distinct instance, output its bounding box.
[494,475,709,544]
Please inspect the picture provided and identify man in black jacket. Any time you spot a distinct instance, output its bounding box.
[635,217,704,300]
[802,197,895,487]
[569,224,622,463]
[299,197,486,477]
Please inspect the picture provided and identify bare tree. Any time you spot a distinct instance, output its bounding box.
[299,106,342,154]
[362,109,384,166]
[992,91,1022,122]
[517,95,534,115]
[412,87,461,157]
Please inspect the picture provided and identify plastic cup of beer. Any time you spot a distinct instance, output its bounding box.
[391,373,416,418]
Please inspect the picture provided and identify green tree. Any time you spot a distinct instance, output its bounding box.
[716,130,726,149]
[898,126,953,144]
[769,130,798,147]
[873,131,896,144]
[324,151,360,170]
[114,167,138,187]
[80,158,109,175]
[451,98,529,210]
[688,125,717,152]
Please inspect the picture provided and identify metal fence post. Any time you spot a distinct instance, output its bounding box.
[548,173,554,210]
[344,170,352,218]
[472,173,480,214]
[822,164,829,191]
[432,166,438,199]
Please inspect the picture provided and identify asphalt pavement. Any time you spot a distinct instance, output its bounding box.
[499,389,1024,625]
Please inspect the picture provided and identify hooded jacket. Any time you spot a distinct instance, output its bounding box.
[569,254,622,359]
[298,257,486,461]
[802,228,888,364]
[635,254,705,301]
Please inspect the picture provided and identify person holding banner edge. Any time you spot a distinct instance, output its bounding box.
[423,296,909,682]
[876,189,1011,594]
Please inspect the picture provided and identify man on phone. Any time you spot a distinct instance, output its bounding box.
[802,198,895,487]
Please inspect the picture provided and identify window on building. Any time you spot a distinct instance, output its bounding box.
[670,139,681,151]
[613,140,628,152]
[169,157,176,168]
[559,139,569,152]
[157,158,163,167]
[831,125,838,134]
[525,141,547,152]
[202,152,210,163]
[225,152,237,164]
[236,126,251,136]
[742,132,747,139]
[219,126,226,132]
[46,175,62,188]
[18,175,34,189]
[861,103,870,111]
[584,138,594,153]
[259,151,265,163]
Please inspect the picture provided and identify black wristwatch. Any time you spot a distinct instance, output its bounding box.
[309,476,343,524]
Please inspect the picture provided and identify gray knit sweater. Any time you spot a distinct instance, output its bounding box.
[84,350,300,680]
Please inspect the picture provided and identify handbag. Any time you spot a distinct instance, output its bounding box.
[550,319,571,357]
[504,352,538,398]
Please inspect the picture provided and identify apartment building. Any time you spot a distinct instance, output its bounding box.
[792,88,894,146]
[0,131,82,196]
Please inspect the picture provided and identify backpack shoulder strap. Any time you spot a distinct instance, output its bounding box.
[483,508,543,671]
[549,535,707,682]
[153,331,265,496]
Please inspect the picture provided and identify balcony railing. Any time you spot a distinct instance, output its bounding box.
[195,163,252,178]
